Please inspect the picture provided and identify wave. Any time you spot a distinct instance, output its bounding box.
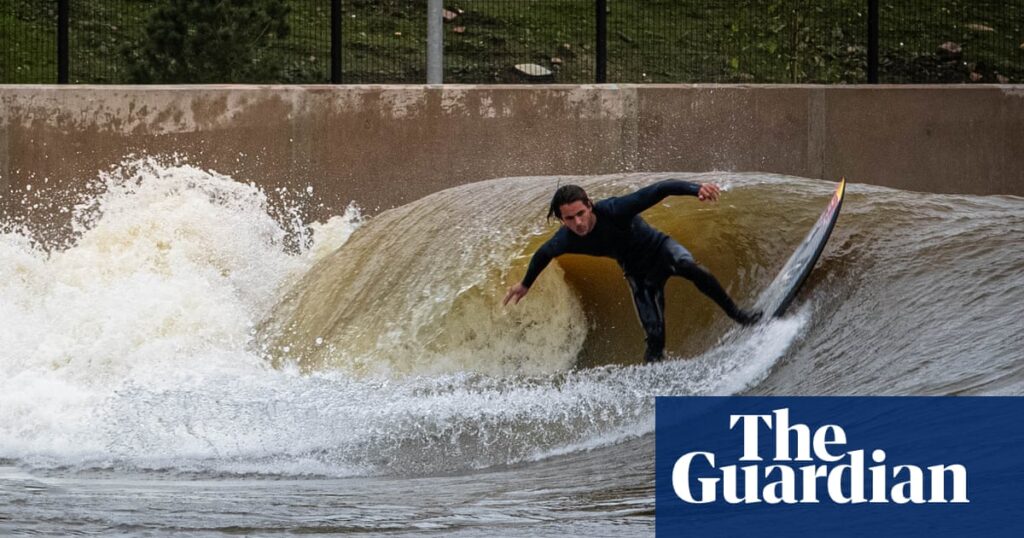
[1,161,1019,477]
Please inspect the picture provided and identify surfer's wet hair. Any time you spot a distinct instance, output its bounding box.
[548,185,591,220]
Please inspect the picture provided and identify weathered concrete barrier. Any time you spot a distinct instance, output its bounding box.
[1,84,1022,220]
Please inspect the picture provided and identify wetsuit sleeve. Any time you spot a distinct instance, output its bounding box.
[521,238,564,288]
[608,179,702,219]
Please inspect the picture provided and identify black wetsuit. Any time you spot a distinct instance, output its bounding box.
[521,180,748,362]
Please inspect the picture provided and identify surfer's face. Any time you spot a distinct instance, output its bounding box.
[558,201,596,236]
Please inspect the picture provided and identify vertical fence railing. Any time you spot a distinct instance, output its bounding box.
[57,0,69,83]
[867,0,879,83]
[595,0,607,83]
[427,0,443,84]
[331,0,342,84]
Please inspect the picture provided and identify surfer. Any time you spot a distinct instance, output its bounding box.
[503,180,762,363]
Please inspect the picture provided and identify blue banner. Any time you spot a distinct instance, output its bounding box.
[655,397,1024,537]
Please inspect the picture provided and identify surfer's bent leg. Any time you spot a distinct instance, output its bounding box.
[625,275,667,363]
[664,241,761,325]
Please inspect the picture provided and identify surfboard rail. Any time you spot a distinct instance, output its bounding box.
[754,178,846,318]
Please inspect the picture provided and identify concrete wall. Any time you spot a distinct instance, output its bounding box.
[2,85,1022,222]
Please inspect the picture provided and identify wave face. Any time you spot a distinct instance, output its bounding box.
[1,162,1021,478]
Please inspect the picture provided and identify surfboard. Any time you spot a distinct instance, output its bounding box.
[754,178,846,318]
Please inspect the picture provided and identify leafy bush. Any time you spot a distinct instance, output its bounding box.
[124,0,290,83]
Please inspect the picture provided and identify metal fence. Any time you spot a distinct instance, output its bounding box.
[2,1,1022,85]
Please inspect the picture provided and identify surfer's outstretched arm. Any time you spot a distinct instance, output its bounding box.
[610,180,720,218]
[504,239,562,305]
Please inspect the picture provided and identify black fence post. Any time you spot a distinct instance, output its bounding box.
[57,0,69,83]
[331,0,342,83]
[867,0,879,83]
[595,0,607,83]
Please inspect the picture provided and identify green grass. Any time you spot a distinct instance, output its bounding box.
[1,1,58,83]
[879,1,1024,83]
[2,0,1021,84]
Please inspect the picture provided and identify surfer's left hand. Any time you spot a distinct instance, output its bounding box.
[503,283,529,306]
[697,183,721,202]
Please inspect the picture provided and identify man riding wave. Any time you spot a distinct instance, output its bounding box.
[503,180,761,363]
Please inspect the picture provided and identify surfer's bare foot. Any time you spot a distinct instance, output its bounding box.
[733,309,763,326]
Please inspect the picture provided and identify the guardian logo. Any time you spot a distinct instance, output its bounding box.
[673,408,969,505]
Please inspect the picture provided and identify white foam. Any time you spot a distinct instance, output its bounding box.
[0,159,356,470]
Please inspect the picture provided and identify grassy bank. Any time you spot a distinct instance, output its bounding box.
[2,0,1021,84]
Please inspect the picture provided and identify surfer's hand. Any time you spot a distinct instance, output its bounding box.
[503,283,529,306]
[697,183,721,202]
